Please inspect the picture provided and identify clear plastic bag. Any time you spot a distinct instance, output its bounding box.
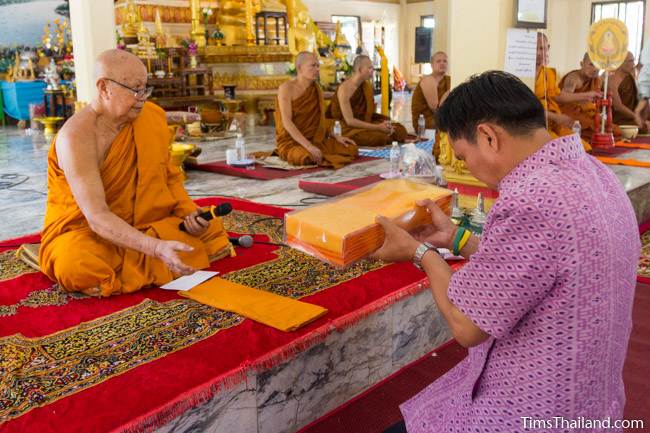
[401,142,437,177]
[284,179,453,268]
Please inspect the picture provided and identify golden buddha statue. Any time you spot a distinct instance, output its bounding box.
[288,8,316,55]
[218,0,247,46]
[122,0,141,39]
[437,132,470,176]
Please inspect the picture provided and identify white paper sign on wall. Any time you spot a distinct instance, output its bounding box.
[504,28,538,78]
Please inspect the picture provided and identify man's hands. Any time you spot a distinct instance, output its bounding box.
[371,216,420,263]
[182,209,211,237]
[153,240,196,276]
[411,199,457,249]
[334,135,356,147]
[371,199,457,263]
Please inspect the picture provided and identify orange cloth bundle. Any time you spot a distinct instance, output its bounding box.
[180,277,328,332]
[285,179,453,267]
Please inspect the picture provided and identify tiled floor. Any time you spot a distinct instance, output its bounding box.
[0,92,649,241]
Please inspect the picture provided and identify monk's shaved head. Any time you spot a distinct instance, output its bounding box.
[353,55,372,72]
[295,51,317,69]
[431,51,447,62]
[94,49,147,83]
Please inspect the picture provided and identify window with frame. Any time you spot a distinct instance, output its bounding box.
[420,15,435,75]
[591,1,645,62]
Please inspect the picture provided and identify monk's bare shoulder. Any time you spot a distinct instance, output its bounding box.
[57,108,96,145]
[419,75,436,91]
[55,107,100,165]
[338,79,355,99]
[561,71,581,91]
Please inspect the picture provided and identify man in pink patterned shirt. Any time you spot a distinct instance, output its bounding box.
[374,71,641,432]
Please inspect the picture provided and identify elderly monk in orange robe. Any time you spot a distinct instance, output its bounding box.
[39,49,232,297]
[327,55,408,147]
[558,53,622,141]
[610,51,650,132]
[535,33,592,151]
[274,51,357,167]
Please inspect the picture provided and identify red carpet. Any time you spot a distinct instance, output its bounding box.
[623,282,650,433]
[0,197,467,433]
[187,156,377,180]
[301,282,650,433]
[298,175,383,196]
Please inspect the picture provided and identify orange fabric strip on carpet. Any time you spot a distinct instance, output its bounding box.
[595,156,650,168]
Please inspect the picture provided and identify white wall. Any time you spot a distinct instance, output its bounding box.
[404,1,434,84]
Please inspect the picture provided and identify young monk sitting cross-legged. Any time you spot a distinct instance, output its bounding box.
[327,55,408,147]
[274,51,358,168]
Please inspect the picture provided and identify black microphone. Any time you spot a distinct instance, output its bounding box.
[179,203,233,232]
[230,235,254,248]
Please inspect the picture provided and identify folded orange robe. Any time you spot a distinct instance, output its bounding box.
[558,70,621,141]
[181,277,328,332]
[274,82,358,169]
[327,80,408,147]
[39,102,232,297]
[285,179,452,267]
[536,66,592,152]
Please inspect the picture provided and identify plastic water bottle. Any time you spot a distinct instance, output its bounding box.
[235,133,246,161]
[389,141,400,178]
[572,120,581,138]
[417,114,426,140]
[333,120,342,137]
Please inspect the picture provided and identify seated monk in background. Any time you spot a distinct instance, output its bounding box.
[274,51,357,167]
[327,55,408,147]
[610,51,650,131]
[39,49,232,297]
[411,51,451,157]
[411,51,450,131]
[559,53,620,141]
[535,33,592,151]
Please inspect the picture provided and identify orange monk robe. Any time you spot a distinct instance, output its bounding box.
[612,72,640,125]
[411,75,450,130]
[39,102,233,297]
[411,75,450,158]
[558,70,621,141]
[535,66,591,151]
[274,82,358,169]
[327,80,408,147]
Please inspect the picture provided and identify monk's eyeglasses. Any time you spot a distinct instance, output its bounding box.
[104,78,153,100]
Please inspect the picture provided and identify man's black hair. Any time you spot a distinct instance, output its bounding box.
[437,70,547,142]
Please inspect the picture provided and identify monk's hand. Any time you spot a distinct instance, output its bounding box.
[305,144,323,165]
[634,114,645,129]
[154,240,196,276]
[335,135,356,147]
[412,199,457,249]
[377,121,393,134]
[579,90,602,102]
[183,209,210,237]
[556,114,574,129]
[371,215,420,263]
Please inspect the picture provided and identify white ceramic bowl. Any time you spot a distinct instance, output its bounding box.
[620,125,639,140]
